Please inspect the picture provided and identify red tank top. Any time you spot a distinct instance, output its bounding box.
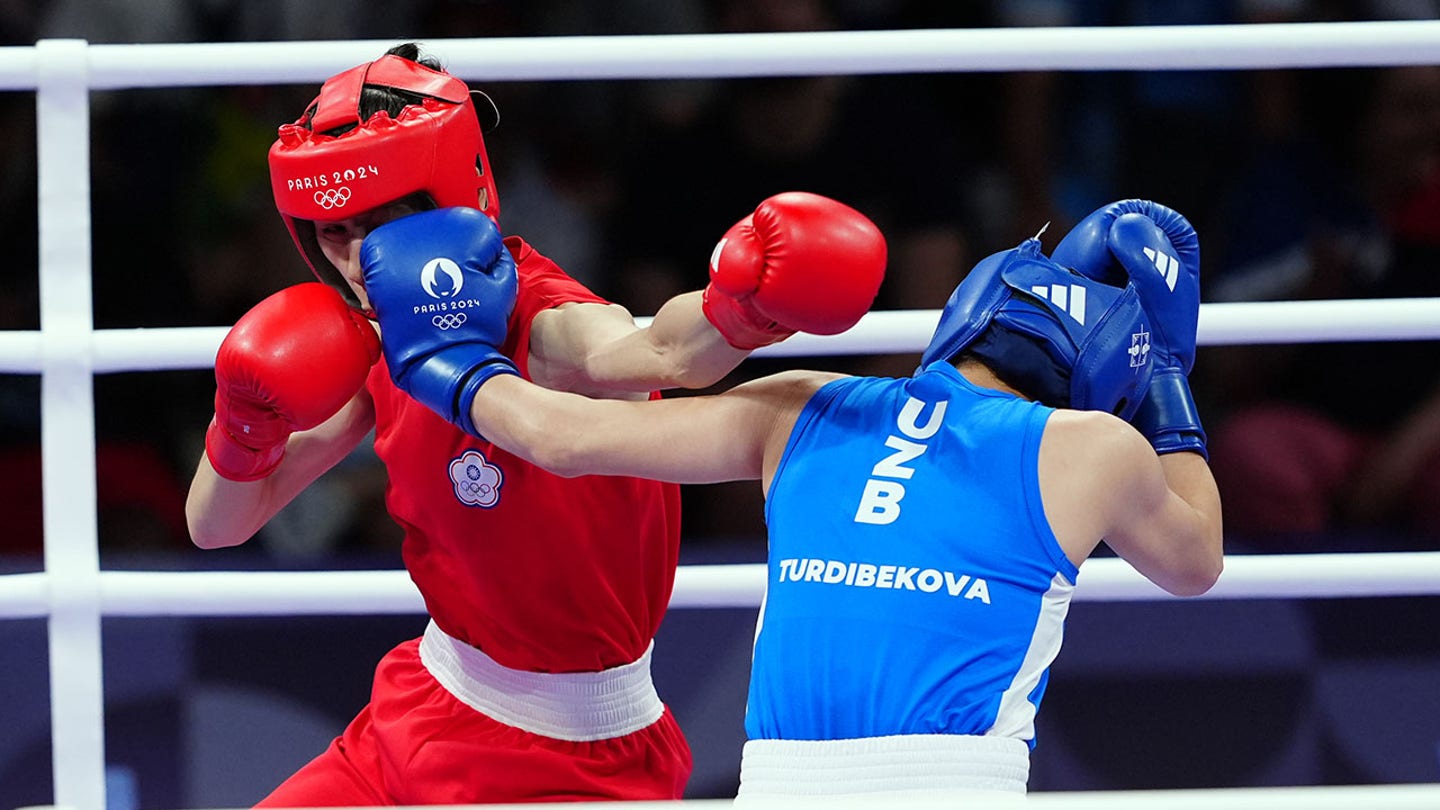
[367,236,682,673]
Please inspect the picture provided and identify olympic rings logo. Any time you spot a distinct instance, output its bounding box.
[459,480,493,497]
[433,313,468,330]
[313,187,353,210]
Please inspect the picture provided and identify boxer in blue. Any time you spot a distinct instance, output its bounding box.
[362,198,1224,801]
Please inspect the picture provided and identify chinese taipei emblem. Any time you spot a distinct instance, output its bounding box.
[449,449,503,508]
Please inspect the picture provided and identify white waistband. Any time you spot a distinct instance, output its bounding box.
[737,734,1030,799]
[418,619,664,742]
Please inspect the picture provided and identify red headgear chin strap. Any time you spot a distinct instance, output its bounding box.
[267,54,498,306]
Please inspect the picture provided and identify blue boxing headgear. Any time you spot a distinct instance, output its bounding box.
[919,238,1153,419]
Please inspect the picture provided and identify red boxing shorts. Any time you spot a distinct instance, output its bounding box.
[257,621,692,806]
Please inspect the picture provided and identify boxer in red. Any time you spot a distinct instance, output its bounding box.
[183,43,888,806]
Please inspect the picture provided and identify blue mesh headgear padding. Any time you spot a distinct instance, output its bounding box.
[919,238,1154,419]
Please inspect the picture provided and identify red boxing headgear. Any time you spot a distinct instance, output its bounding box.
[268,54,498,305]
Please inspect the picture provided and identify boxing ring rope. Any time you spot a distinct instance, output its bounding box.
[5,297,1440,374]
[4,552,1440,621]
[5,19,1440,88]
[4,21,1440,810]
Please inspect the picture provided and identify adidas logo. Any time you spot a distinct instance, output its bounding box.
[1144,246,1180,291]
[1029,283,1087,325]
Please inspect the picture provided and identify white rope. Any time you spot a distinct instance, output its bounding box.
[766,297,1440,357]
[2,21,1440,89]
[3,553,1437,619]
[1,297,1438,373]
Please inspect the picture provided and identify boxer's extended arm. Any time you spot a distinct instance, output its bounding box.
[529,192,886,397]
[526,293,746,396]
[467,369,839,486]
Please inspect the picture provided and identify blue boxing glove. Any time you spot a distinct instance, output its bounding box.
[360,207,519,438]
[1052,200,1207,458]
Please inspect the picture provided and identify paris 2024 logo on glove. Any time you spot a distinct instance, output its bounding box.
[410,256,486,325]
[449,449,503,508]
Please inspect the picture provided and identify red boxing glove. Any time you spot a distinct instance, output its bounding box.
[702,191,888,350]
[205,283,381,482]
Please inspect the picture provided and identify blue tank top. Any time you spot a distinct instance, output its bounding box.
[747,361,1079,747]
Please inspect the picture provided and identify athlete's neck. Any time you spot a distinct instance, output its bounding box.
[954,358,1030,401]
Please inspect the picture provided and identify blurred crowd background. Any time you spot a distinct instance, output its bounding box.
[4,0,1440,567]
